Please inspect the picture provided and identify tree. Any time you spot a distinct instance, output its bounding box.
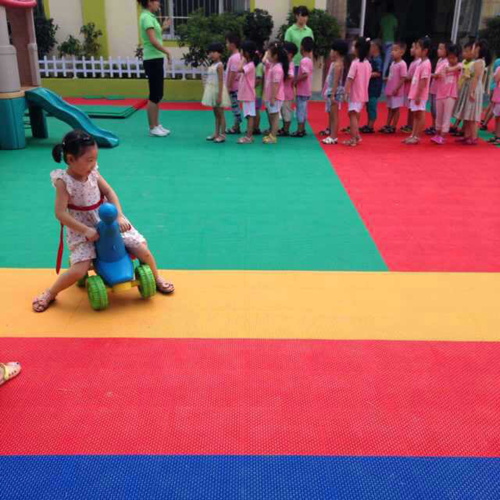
[177,9,245,67]
[479,16,500,57]
[279,9,341,59]
[243,9,273,50]
[34,0,58,58]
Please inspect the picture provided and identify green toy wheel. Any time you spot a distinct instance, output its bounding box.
[86,275,109,311]
[136,264,157,299]
[77,273,88,288]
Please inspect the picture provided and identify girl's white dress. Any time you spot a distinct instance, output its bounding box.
[51,166,146,265]
[202,61,231,108]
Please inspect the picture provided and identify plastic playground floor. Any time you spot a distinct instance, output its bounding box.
[0,102,499,499]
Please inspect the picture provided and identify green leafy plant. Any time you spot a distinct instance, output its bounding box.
[479,16,500,57]
[177,9,245,67]
[34,15,58,58]
[58,35,83,58]
[279,9,341,59]
[243,9,273,50]
[135,45,144,60]
[80,22,103,58]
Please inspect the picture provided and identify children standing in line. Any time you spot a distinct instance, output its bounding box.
[280,42,298,137]
[404,36,432,145]
[344,37,372,146]
[401,42,420,133]
[431,43,461,145]
[322,39,348,145]
[381,41,407,133]
[237,41,257,144]
[454,40,490,145]
[361,39,382,134]
[202,43,231,143]
[489,63,500,145]
[225,33,243,135]
[254,47,265,135]
[293,36,314,137]
[426,42,448,135]
[263,43,288,144]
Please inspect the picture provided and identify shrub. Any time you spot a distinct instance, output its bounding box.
[279,9,341,59]
[35,15,58,58]
[479,16,500,57]
[177,9,245,66]
[243,9,273,50]
[80,22,103,58]
[58,35,83,58]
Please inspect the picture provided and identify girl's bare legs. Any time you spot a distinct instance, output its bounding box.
[270,113,279,137]
[33,260,92,312]
[350,111,360,142]
[391,108,400,129]
[213,108,219,137]
[246,117,255,138]
[218,108,226,137]
[255,110,261,131]
[330,104,339,140]
[132,244,174,293]
[495,117,500,138]
[147,101,160,129]
[470,120,478,141]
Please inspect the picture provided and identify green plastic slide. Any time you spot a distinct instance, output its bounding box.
[25,88,119,148]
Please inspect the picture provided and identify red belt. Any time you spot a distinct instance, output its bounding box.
[56,195,105,274]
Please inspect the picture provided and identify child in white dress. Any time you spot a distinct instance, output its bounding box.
[33,130,175,312]
[202,42,231,143]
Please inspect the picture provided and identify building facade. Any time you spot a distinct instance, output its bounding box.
[42,0,499,60]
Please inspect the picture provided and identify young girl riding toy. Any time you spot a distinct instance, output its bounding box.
[33,130,175,313]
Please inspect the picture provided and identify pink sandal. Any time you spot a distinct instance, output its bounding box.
[32,290,55,313]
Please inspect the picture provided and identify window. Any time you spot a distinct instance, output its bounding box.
[161,0,250,39]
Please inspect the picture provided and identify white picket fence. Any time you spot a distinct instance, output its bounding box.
[39,56,207,80]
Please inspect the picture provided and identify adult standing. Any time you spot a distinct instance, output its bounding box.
[380,3,398,78]
[284,6,314,76]
[137,0,173,137]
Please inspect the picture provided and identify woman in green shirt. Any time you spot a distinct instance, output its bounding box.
[137,0,172,137]
[284,6,314,75]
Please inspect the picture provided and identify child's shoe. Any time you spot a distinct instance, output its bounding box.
[400,125,412,133]
[263,134,277,144]
[360,126,374,133]
[431,135,444,145]
[290,130,306,138]
[253,128,262,135]
[425,127,436,135]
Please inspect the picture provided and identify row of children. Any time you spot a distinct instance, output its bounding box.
[201,33,500,147]
[201,33,314,144]
[346,37,500,146]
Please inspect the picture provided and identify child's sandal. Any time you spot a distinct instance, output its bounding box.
[0,362,21,386]
[214,135,226,143]
[32,290,55,313]
[319,128,331,136]
[322,136,338,145]
[487,136,499,143]
[342,138,358,147]
[225,126,241,135]
[156,279,175,295]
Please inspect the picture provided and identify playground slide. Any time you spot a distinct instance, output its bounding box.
[25,88,120,148]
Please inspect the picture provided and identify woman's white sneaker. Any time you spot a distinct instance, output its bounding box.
[149,126,167,137]
[158,125,171,136]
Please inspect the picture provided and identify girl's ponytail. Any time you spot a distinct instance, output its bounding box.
[52,144,64,163]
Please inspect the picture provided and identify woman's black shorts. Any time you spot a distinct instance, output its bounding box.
[143,58,164,104]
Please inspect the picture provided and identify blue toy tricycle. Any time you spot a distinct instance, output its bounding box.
[78,203,156,311]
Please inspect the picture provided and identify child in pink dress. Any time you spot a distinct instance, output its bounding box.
[225,33,242,135]
[402,42,420,133]
[263,43,288,144]
[489,66,500,145]
[280,42,299,136]
[382,41,407,133]
[344,37,372,146]
[426,42,449,135]
[431,43,461,145]
[404,37,432,145]
[293,36,314,138]
[237,41,257,144]
[33,130,175,312]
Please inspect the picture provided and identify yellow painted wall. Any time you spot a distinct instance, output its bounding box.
[106,0,139,57]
